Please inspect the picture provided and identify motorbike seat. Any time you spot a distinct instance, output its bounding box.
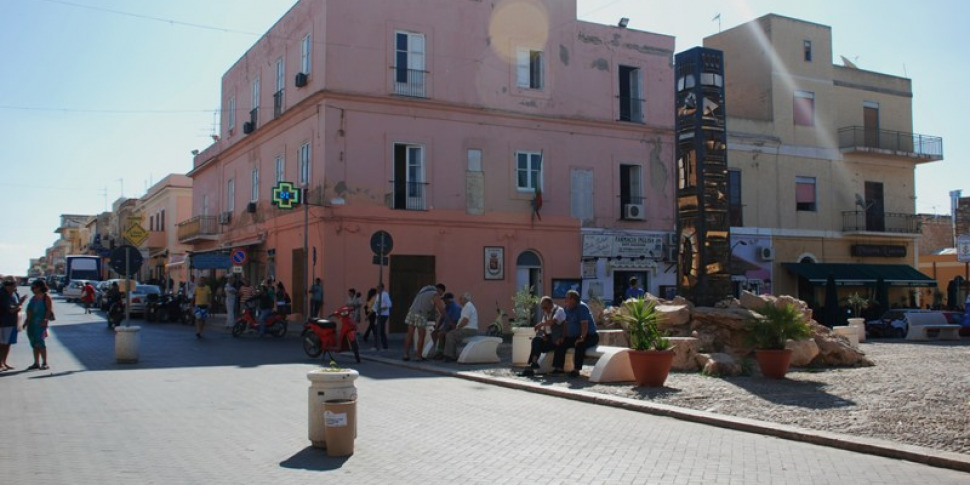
[309,319,336,329]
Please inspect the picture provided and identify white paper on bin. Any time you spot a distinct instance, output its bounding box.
[324,411,348,428]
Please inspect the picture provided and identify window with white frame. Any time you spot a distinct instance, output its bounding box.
[516,151,543,191]
[252,77,260,110]
[619,65,644,122]
[274,57,285,117]
[392,143,425,210]
[299,142,311,185]
[301,34,312,74]
[516,48,544,89]
[795,176,817,212]
[619,164,643,218]
[227,179,235,212]
[275,156,285,183]
[251,168,259,202]
[227,95,236,131]
[394,31,426,97]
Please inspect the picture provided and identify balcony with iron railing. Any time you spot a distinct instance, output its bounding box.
[176,215,219,243]
[391,67,427,98]
[842,210,920,234]
[388,181,428,211]
[838,126,943,162]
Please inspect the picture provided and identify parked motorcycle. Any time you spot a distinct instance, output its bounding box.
[178,292,195,326]
[231,306,288,338]
[107,299,125,329]
[302,305,360,363]
[144,293,163,322]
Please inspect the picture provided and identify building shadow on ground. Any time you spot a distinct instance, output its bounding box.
[720,376,856,409]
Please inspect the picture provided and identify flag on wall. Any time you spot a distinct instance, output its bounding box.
[532,186,543,221]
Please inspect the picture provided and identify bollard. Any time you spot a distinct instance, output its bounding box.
[115,326,141,364]
[307,369,359,449]
[323,399,357,457]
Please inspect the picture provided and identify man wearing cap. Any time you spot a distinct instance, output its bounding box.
[442,292,478,362]
[0,279,24,371]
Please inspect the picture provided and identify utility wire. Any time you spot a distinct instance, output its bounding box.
[33,0,264,37]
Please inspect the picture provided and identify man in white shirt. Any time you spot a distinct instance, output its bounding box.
[520,296,566,377]
[442,292,478,361]
[371,283,391,351]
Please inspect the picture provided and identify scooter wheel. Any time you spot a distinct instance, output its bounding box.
[231,320,246,338]
[274,320,288,338]
[302,329,323,358]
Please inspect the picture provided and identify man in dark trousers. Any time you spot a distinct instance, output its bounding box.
[553,290,599,378]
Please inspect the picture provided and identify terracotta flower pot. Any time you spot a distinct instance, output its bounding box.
[628,349,675,387]
[756,348,793,379]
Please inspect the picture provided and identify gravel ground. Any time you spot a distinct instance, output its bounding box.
[474,338,970,455]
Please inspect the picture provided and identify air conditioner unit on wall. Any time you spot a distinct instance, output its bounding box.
[294,72,308,87]
[242,122,254,134]
[759,246,776,261]
[218,212,232,225]
[246,202,257,213]
[623,203,646,220]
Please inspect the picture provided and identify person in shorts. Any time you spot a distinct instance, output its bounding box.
[403,283,445,361]
[1,278,25,371]
[193,277,212,339]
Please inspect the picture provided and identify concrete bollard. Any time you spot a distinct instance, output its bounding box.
[115,326,141,364]
[307,369,359,449]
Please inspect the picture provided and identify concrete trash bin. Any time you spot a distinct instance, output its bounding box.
[307,369,359,449]
[324,399,357,457]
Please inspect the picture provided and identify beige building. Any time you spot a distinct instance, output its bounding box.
[133,174,193,286]
[704,15,943,312]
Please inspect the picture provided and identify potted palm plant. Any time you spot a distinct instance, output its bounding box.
[614,297,674,387]
[745,302,812,379]
[844,292,869,342]
[510,286,539,366]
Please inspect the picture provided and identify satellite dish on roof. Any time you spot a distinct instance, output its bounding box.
[841,56,858,69]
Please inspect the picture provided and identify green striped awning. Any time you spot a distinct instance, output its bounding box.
[781,263,937,287]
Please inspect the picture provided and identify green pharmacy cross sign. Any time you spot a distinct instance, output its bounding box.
[271,181,303,210]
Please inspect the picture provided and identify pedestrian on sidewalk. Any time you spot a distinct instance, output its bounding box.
[442,292,478,362]
[193,277,212,338]
[276,281,291,316]
[0,278,25,371]
[362,287,377,342]
[80,281,96,314]
[346,288,361,323]
[25,279,54,370]
[431,292,461,359]
[224,278,238,328]
[308,278,323,318]
[403,283,445,361]
[371,283,391,351]
[554,290,599,378]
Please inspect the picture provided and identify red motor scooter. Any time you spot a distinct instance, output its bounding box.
[232,305,289,338]
[302,305,361,363]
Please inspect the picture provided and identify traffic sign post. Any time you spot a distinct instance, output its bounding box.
[124,223,149,247]
[231,248,248,266]
[370,231,394,319]
[109,245,144,277]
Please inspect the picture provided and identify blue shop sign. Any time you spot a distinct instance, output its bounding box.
[191,251,232,270]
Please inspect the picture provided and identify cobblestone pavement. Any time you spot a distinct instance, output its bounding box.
[1,298,968,484]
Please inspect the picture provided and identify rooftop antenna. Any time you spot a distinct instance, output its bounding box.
[712,13,721,33]
[101,186,108,212]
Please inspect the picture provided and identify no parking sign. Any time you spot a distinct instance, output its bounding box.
[231,248,248,266]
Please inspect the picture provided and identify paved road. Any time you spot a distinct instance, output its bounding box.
[2,296,967,484]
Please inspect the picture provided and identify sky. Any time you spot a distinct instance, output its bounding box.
[1,0,967,275]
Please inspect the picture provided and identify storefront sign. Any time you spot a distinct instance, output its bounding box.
[582,233,664,259]
[958,235,970,263]
[850,244,907,258]
[191,251,232,270]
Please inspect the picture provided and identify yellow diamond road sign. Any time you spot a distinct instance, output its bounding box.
[124,223,149,247]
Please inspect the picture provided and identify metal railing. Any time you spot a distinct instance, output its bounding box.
[618,96,644,123]
[249,108,258,130]
[273,90,284,119]
[838,126,943,160]
[176,215,219,243]
[389,181,429,211]
[841,210,920,234]
[391,68,427,98]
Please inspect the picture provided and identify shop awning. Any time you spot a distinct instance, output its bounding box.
[782,263,937,287]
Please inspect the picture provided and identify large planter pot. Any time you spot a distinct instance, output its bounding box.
[847,318,866,343]
[511,327,535,366]
[307,369,359,449]
[628,349,675,387]
[755,349,793,379]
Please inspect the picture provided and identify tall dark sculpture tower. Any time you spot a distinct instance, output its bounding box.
[674,47,731,306]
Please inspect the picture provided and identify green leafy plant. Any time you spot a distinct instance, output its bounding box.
[510,285,539,327]
[615,297,672,351]
[745,303,812,350]
[843,292,869,317]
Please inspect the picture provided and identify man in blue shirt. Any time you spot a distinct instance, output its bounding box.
[624,277,645,300]
[553,290,599,378]
[432,293,462,359]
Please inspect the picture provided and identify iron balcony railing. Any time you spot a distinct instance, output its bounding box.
[391,68,427,98]
[838,126,943,161]
[842,210,920,234]
[273,90,284,118]
[176,215,219,243]
[389,181,429,211]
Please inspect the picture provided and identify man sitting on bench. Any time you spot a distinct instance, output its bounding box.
[442,292,479,362]
[520,296,565,377]
[554,290,599,378]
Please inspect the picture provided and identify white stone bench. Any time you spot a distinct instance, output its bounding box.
[535,345,634,383]
[906,324,961,341]
[457,336,503,364]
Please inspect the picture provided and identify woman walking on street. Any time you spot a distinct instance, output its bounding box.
[25,279,54,370]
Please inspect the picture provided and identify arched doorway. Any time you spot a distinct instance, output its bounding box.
[515,250,543,298]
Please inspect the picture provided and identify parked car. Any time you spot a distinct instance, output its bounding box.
[128,285,162,316]
[62,280,89,303]
[865,309,948,339]
[941,310,970,337]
